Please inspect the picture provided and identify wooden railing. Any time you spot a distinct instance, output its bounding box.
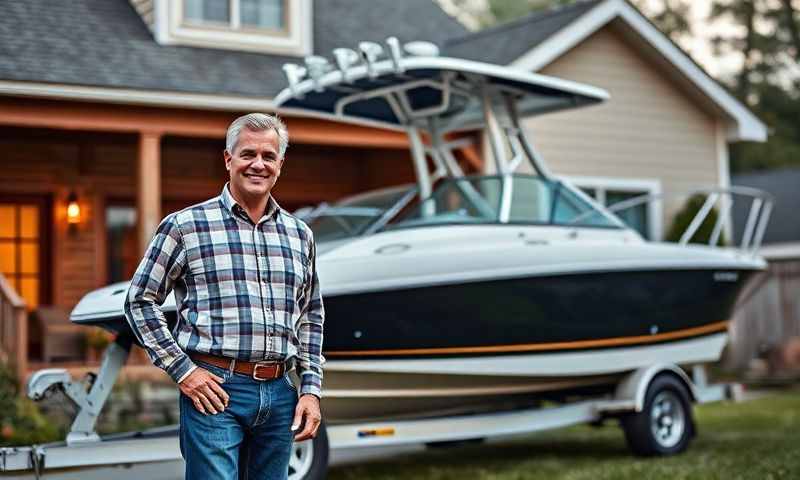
[725,259,800,371]
[0,272,27,383]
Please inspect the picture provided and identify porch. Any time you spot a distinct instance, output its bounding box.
[0,95,459,385]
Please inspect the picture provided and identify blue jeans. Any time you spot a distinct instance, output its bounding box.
[179,360,299,480]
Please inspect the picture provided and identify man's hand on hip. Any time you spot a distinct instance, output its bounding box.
[179,368,230,415]
[292,394,322,441]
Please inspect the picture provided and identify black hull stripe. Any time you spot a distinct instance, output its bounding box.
[324,320,729,357]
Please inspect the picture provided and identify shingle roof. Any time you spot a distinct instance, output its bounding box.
[0,0,468,98]
[732,168,800,244]
[443,0,602,64]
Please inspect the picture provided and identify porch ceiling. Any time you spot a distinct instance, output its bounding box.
[0,98,409,149]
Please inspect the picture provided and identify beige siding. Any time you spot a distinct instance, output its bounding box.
[524,25,722,232]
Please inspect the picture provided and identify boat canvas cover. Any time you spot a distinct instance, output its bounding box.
[275,56,609,130]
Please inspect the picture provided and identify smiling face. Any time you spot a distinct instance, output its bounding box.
[224,127,284,203]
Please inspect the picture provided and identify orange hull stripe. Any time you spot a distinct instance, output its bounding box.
[324,320,730,357]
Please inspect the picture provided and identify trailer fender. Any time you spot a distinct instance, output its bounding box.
[614,364,697,412]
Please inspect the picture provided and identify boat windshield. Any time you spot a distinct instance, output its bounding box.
[303,185,416,243]
[386,175,619,230]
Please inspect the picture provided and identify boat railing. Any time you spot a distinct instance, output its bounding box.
[602,186,774,255]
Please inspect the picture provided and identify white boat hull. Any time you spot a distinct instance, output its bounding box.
[320,333,728,421]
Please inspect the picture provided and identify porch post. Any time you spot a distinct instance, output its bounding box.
[137,131,163,254]
[14,306,27,385]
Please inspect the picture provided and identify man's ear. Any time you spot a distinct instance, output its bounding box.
[223,150,232,171]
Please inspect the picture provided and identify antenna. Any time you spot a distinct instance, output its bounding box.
[281,63,307,98]
[358,41,384,78]
[281,37,444,99]
[386,37,404,74]
[404,41,440,57]
[304,55,332,92]
[332,48,360,83]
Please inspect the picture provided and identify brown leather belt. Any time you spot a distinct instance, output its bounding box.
[190,352,288,381]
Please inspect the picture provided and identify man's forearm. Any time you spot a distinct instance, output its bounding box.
[124,213,194,383]
[124,297,196,382]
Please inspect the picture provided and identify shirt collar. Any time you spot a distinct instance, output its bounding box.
[221,183,280,222]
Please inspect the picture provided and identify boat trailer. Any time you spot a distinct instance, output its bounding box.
[1,334,740,479]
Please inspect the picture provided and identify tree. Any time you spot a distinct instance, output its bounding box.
[710,1,753,99]
[632,0,693,42]
[778,0,800,61]
[708,0,800,172]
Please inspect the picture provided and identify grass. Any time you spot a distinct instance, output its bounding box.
[328,389,800,480]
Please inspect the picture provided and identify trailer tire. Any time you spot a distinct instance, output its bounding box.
[288,422,329,480]
[621,374,694,457]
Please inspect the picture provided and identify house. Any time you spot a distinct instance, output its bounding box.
[0,0,468,378]
[0,0,767,380]
[445,0,766,241]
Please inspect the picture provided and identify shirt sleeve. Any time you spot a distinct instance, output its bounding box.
[124,214,196,383]
[297,234,325,398]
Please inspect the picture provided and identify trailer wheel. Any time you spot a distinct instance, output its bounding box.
[288,422,329,480]
[621,374,694,456]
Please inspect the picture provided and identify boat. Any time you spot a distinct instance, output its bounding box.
[67,38,773,424]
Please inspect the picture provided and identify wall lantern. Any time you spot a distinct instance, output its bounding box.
[66,191,82,225]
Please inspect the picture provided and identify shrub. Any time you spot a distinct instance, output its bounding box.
[665,194,727,246]
[0,362,63,447]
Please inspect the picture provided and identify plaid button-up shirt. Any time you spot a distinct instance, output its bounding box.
[124,184,324,397]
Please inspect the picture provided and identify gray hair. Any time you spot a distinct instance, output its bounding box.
[225,113,289,158]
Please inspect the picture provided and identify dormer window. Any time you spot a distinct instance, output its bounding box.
[154,0,312,56]
[183,0,287,32]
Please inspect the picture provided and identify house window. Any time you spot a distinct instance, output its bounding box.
[106,205,138,284]
[566,177,662,240]
[183,0,287,32]
[0,201,47,310]
[158,0,311,55]
[604,190,650,238]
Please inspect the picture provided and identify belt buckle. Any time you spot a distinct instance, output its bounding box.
[252,361,280,381]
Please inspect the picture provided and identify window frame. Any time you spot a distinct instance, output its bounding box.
[155,0,313,56]
[561,176,663,240]
[0,195,52,310]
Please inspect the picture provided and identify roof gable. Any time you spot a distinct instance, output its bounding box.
[444,0,766,143]
[443,1,601,64]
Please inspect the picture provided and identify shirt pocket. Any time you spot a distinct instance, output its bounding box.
[290,251,310,304]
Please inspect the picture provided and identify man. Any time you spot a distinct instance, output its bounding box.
[125,113,324,480]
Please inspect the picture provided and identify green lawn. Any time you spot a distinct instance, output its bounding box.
[328,390,800,480]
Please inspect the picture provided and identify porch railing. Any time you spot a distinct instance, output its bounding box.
[0,272,27,383]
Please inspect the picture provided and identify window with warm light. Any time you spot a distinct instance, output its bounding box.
[0,203,42,310]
